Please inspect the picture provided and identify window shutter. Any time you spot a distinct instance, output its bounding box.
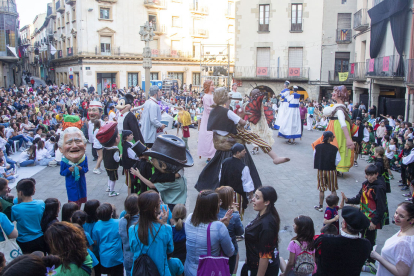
[256,47,270,76]
[288,47,303,68]
[337,13,351,29]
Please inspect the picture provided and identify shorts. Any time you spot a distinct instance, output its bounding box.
[106,170,118,181]
[317,170,338,192]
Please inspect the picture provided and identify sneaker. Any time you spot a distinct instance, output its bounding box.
[93,168,101,174]
[354,161,358,167]
[108,191,119,197]
[27,141,33,146]
[16,162,20,168]
[362,263,377,274]
[405,198,413,201]
[399,180,403,183]
[105,187,110,192]
[314,205,324,212]
[401,186,409,191]
[403,193,411,197]
[13,174,19,179]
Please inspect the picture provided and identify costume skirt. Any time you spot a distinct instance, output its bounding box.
[317,170,338,192]
[106,170,118,181]
[195,145,262,192]
[312,119,354,173]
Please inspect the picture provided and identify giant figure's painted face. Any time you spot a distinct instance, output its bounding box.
[88,107,102,122]
[61,132,86,163]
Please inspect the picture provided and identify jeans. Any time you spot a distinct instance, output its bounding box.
[36,158,54,166]
[9,135,29,147]
[20,160,35,167]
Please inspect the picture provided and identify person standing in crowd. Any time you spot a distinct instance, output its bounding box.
[313,131,341,212]
[352,117,369,167]
[184,190,234,276]
[307,102,315,131]
[140,85,165,148]
[219,143,254,219]
[299,102,307,134]
[197,80,216,162]
[229,83,242,111]
[243,186,281,276]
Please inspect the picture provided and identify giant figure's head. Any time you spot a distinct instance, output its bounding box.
[88,101,103,122]
[58,127,87,163]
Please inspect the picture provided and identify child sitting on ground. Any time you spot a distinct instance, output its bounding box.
[170,204,187,266]
[167,253,184,276]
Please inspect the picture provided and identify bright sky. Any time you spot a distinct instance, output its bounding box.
[16,0,51,29]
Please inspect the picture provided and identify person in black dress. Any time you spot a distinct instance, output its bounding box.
[242,186,280,276]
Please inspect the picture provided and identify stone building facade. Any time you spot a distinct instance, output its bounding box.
[234,0,357,101]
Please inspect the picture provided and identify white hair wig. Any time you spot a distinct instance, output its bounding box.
[58,127,87,148]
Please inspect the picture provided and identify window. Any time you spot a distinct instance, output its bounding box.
[335,52,350,73]
[259,4,269,32]
[256,47,270,77]
[100,8,110,19]
[101,36,111,55]
[128,73,139,87]
[192,73,201,85]
[168,72,183,86]
[149,14,157,31]
[337,13,352,42]
[337,13,351,29]
[172,16,180,27]
[193,42,200,58]
[97,73,117,94]
[291,4,302,31]
[150,73,159,80]
[288,47,303,68]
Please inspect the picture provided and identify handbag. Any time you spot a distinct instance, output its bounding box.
[0,225,22,264]
[197,223,230,276]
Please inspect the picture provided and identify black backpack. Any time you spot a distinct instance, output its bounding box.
[132,225,163,276]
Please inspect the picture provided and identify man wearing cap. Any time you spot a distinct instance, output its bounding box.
[88,101,104,161]
[96,122,121,197]
[140,85,166,148]
[274,80,291,130]
[352,117,369,167]
[219,143,254,218]
[314,206,371,276]
[313,131,341,212]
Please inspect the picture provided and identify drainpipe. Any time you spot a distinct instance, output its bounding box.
[406,3,414,120]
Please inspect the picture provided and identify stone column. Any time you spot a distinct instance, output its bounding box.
[405,88,414,122]
[139,22,155,98]
[353,87,363,104]
[370,83,380,109]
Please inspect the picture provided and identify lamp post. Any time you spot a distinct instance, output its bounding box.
[139,21,155,98]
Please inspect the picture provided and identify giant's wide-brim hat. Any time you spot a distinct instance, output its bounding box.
[143,135,194,167]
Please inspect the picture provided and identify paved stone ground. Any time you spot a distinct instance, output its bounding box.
[23,126,404,275]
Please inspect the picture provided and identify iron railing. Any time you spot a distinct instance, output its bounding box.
[57,50,63,58]
[336,29,352,43]
[152,24,166,33]
[190,29,209,38]
[234,66,309,80]
[144,0,166,7]
[350,62,368,81]
[354,9,369,31]
[67,47,73,57]
[328,70,354,84]
[189,3,208,14]
[366,55,405,78]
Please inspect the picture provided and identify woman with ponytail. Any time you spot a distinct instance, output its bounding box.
[171,204,187,265]
[118,194,139,275]
[242,186,281,276]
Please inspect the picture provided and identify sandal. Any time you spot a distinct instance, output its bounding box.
[286,141,292,145]
[314,205,324,212]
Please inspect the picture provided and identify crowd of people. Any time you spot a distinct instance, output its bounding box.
[0,81,412,276]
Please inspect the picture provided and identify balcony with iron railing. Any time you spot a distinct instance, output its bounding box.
[56,0,65,13]
[0,0,17,14]
[152,24,166,35]
[354,8,369,31]
[190,29,209,38]
[144,0,166,9]
[234,66,309,81]
[328,70,354,84]
[366,55,405,78]
[189,4,208,15]
[151,49,194,59]
[336,29,352,44]
[350,62,368,81]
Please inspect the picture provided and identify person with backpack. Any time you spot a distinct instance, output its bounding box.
[128,190,173,276]
[279,215,316,276]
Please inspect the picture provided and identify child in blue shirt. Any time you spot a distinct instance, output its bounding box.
[167,253,184,276]
[170,204,187,265]
[92,203,124,275]
[11,178,46,254]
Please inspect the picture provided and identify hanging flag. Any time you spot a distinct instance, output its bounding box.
[382,56,390,72]
[350,63,355,74]
[340,29,349,40]
[50,45,57,55]
[338,72,349,81]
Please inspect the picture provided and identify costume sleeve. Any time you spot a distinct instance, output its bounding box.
[241,166,254,193]
[60,162,72,177]
[149,104,163,128]
[394,240,414,268]
[227,110,241,124]
[346,186,363,205]
[336,109,347,128]
[113,151,120,163]
[80,158,88,174]
[402,150,414,165]
[335,151,341,166]
[127,148,139,160]
[371,185,386,226]
[363,128,370,142]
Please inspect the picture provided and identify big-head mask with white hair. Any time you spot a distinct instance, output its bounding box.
[58,127,87,163]
[149,85,161,100]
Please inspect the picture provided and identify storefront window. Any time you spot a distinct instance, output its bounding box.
[97,73,117,94]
